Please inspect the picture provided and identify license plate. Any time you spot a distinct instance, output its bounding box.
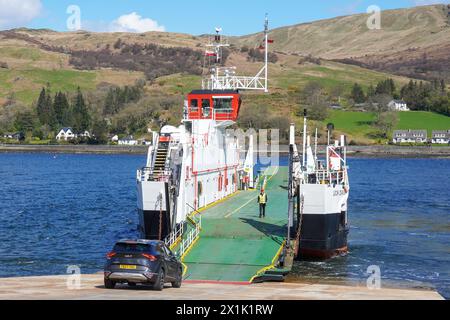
[120,265,137,270]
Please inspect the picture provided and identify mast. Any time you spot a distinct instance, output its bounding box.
[314,128,318,166]
[302,109,307,168]
[202,16,270,92]
[264,14,269,93]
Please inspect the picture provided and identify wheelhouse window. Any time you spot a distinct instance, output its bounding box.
[213,97,233,113]
[202,99,211,117]
[190,99,199,112]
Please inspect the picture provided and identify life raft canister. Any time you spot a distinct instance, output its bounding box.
[329,148,341,171]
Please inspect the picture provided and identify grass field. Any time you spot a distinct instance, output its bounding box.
[0,68,97,104]
[273,61,412,93]
[397,111,450,134]
[324,110,377,144]
[324,110,450,143]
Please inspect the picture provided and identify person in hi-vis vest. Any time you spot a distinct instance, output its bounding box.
[258,189,268,218]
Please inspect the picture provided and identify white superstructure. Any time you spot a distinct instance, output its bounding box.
[136,18,271,241]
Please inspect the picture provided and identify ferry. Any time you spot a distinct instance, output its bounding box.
[289,114,350,259]
[135,17,350,266]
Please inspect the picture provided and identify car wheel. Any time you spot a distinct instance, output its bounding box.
[152,269,165,291]
[104,278,116,289]
[128,282,137,287]
[172,268,182,288]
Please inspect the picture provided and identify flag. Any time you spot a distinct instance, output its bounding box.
[205,51,217,57]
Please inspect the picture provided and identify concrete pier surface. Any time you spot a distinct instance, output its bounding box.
[0,274,443,300]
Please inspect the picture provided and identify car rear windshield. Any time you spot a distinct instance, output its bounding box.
[113,243,158,254]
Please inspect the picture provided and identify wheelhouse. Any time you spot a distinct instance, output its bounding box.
[186,90,241,121]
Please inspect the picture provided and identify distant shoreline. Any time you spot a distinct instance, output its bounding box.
[0,144,148,155]
[1,144,450,158]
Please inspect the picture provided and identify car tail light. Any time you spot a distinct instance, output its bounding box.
[142,253,157,261]
[106,252,116,259]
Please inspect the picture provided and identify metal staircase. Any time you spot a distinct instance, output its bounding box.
[153,143,169,175]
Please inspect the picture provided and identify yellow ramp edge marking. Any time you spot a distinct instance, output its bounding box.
[249,240,286,283]
[181,236,200,277]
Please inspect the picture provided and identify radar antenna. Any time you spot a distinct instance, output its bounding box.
[202,15,271,92]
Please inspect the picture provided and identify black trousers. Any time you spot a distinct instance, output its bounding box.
[259,204,266,217]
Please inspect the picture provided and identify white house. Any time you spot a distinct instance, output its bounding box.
[388,100,410,111]
[56,128,76,141]
[393,130,427,144]
[110,135,119,143]
[118,135,138,146]
[431,130,450,144]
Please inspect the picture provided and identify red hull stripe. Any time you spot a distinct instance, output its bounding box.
[184,280,251,286]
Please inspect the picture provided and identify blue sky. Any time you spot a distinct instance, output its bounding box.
[1,0,448,35]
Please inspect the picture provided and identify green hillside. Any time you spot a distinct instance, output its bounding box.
[236,5,450,59]
[0,5,449,145]
[397,111,450,134]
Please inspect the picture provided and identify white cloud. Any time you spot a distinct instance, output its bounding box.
[0,0,42,29]
[109,12,165,33]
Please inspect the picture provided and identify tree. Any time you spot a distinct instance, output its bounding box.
[52,91,70,128]
[440,79,446,94]
[14,111,35,133]
[367,85,376,99]
[103,84,144,116]
[350,83,366,104]
[369,94,392,114]
[299,82,329,121]
[36,88,52,125]
[375,78,396,96]
[400,79,450,116]
[374,111,398,139]
[72,88,90,132]
[91,119,109,144]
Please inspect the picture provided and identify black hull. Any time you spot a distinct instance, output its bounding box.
[298,212,349,260]
[138,209,172,240]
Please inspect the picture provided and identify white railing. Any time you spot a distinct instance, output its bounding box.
[314,169,348,185]
[137,167,172,182]
[175,215,202,258]
[203,75,266,91]
[165,223,184,249]
[212,108,234,121]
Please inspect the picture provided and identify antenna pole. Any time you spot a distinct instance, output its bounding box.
[264,14,269,93]
[314,128,318,165]
[302,109,307,168]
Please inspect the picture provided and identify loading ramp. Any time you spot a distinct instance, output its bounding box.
[181,166,293,283]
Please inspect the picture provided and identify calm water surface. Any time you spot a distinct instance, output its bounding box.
[0,153,448,298]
